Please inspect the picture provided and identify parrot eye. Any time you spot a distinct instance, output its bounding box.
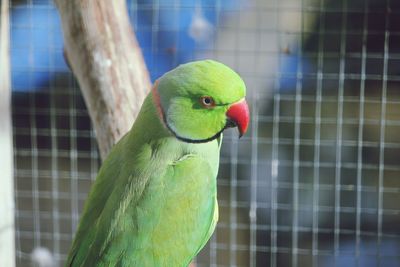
[200,96,215,108]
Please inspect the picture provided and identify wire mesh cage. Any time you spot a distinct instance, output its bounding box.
[7,0,400,266]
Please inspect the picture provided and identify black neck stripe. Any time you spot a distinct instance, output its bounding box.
[165,122,224,143]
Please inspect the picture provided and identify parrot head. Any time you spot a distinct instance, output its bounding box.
[153,60,249,143]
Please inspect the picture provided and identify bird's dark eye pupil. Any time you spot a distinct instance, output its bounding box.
[200,96,214,107]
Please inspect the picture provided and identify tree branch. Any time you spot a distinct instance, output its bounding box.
[55,0,151,160]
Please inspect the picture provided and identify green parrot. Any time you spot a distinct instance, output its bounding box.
[66,60,249,267]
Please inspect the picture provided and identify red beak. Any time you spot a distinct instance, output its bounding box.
[226,99,249,138]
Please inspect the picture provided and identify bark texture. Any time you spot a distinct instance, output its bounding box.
[55,0,151,160]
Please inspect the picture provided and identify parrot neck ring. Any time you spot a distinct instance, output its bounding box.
[151,83,227,144]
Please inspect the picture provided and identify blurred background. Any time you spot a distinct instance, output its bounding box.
[6,0,400,266]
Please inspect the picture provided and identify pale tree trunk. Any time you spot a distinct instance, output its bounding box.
[54,0,151,160]
[0,0,15,266]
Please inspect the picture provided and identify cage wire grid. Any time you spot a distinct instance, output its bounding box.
[9,0,400,266]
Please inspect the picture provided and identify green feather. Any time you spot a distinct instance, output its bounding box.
[66,60,246,266]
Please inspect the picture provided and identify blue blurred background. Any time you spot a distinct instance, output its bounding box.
[10,0,243,91]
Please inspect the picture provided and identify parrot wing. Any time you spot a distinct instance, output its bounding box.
[66,136,220,267]
[65,135,153,267]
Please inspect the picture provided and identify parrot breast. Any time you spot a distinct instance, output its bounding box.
[128,138,220,266]
[91,136,220,267]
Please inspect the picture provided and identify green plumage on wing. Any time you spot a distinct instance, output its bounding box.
[66,60,249,267]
